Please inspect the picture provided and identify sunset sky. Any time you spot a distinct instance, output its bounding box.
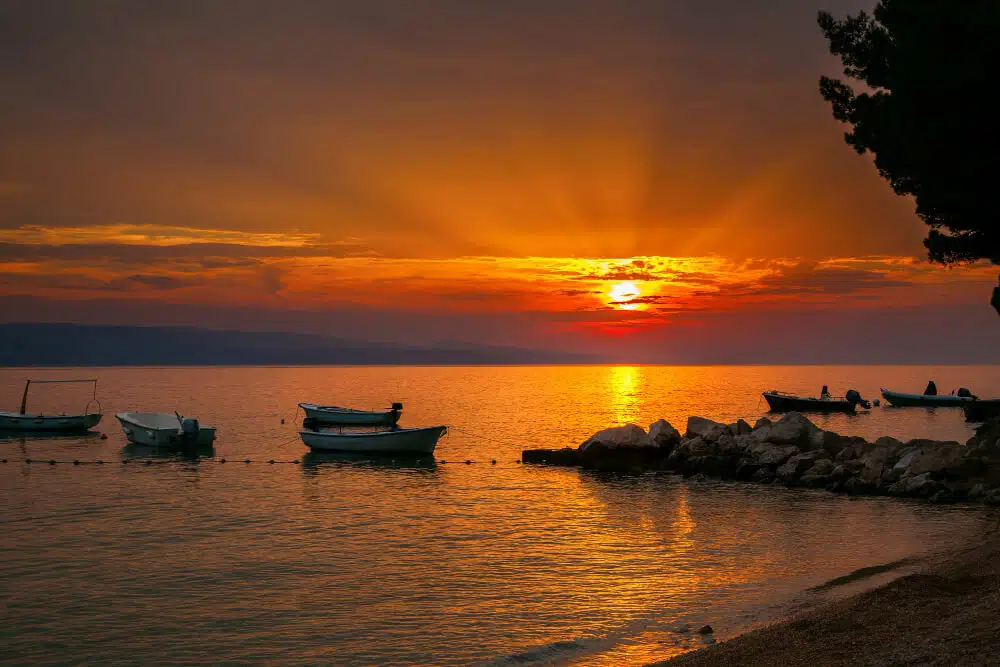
[2,0,998,362]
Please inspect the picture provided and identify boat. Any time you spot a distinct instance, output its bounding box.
[881,389,976,408]
[115,412,216,447]
[762,390,868,414]
[0,379,103,432]
[299,402,402,426]
[299,425,446,455]
[965,400,1000,423]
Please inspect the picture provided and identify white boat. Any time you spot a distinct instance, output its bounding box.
[299,425,446,455]
[881,389,976,407]
[299,402,402,426]
[0,379,103,432]
[116,412,216,447]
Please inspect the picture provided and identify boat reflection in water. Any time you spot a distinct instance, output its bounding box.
[301,450,438,471]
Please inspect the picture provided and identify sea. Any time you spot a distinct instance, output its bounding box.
[2,365,998,666]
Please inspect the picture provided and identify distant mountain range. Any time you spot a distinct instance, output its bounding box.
[0,323,596,366]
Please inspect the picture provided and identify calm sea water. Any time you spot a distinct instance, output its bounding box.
[2,365,998,666]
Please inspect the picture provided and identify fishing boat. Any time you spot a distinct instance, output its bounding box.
[116,412,216,447]
[965,400,1000,423]
[881,389,976,408]
[299,425,446,455]
[762,390,868,414]
[299,402,402,426]
[0,379,103,432]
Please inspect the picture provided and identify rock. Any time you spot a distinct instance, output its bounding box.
[648,419,681,450]
[983,489,1000,506]
[887,472,943,498]
[777,452,827,484]
[749,441,799,467]
[901,442,968,479]
[697,625,714,635]
[580,424,652,451]
[685,416,728,442]
[799,472,833,488]
[735,459,763,480]
[804,459,835,477]
[731,418,753,436]
[765,412,822,448]
[753,417,771,430]
[522,448,579,465]
[968,483,987,500]
[751,467,775,483]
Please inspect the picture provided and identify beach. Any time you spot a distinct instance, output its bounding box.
[659,527,1000,666]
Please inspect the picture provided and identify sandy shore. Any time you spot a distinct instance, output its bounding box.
[656,520,1000,666]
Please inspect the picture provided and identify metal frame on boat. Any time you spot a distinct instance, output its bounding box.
[0,379,103,432]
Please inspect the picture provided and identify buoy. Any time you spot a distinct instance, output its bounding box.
[697,625,714,635]
[73,460,80,465]
[268,459,275,464]
[1,458,6,463]
[49,460,56,465]
[440,460,446,464]
[244,459,251,464]
[97,460,104,465]
[123,459,130,464]
[280,418,285,424]
[144,460,152,466]
[220,458,226,463]
[25,458,32,464]
[292,460,300,464]
[465,460,472,465]
[491,459,496,465]
[100,433,108,440]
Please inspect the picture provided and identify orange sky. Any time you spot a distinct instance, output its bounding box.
[1,1,997,360]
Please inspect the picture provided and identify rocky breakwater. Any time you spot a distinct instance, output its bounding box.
[522,414,1000,504]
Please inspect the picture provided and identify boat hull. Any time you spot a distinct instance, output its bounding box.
[299,426,446,455]
[762,393,856,414]
[0,411,102,432]
[965,400,1000,423]
[299,403,400,426]
[881,389,974,408]
[116,413,216,447]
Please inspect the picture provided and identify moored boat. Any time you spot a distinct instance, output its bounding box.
[299,402,402,426]
[116,412,216,447]
[762,390,867,413]
[0,379,103,432]
[299,425,446,455]
[881,389,976,408]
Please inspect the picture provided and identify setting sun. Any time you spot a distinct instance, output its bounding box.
[608,280,641,310]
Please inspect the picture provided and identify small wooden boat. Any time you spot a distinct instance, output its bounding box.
[881,389,976,408]
[299,402,402,426]
[964,400,1000,423]
[762,391,861,414]
[299,425,446,455]
[0,379,102,432]
[116,412,216,447]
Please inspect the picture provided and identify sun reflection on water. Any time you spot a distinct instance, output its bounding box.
[608,365,643,425]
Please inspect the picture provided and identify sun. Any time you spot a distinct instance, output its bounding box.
[608,280,641,310]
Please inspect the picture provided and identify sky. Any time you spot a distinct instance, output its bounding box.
[1,0,998,362]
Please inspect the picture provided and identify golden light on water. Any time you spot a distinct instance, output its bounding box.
[608,280,641,310]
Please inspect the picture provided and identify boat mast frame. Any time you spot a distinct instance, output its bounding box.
[19,379,101,415]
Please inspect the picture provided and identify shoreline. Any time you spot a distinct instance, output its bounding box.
[652,525,1000,666]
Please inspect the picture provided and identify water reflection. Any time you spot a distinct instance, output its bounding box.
[301,450,438,473]
[608,366,642,425]
[122,443,216,460]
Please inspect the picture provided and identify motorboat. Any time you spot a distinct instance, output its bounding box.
[299,402,402,426]
[762,389,870,414]
[116,412,216,447]
[881,389,977,408]
[0,379,102,432]
[299,425,446,455]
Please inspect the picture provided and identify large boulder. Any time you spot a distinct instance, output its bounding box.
[896,441,968,479]
[579,425,652,451]
[685,416,728,442]
[730,419,753,436]
[648,419,682,451]
[887,472,943,498]
[765,412,822,449]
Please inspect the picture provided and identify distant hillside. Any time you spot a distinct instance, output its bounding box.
[0,323,596,366]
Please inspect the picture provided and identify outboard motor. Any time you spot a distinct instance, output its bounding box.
[181,417,200,449]
[845,389,871,410]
